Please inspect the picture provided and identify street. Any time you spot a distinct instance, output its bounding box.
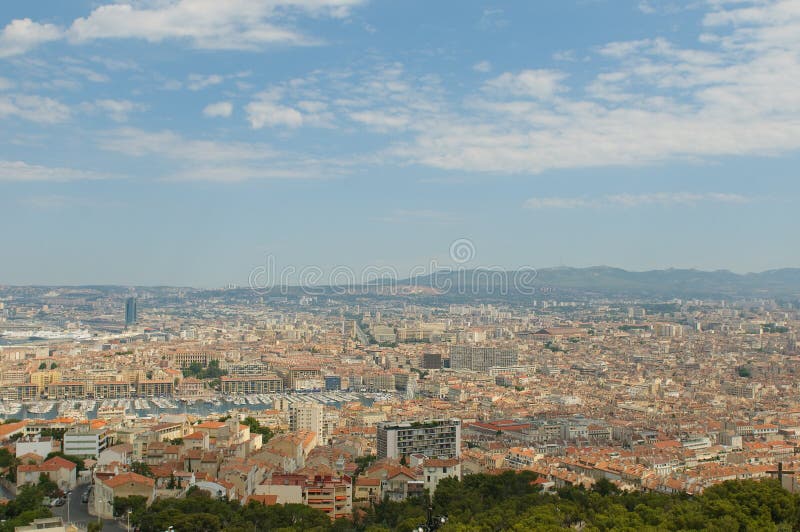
[50,489,127,532]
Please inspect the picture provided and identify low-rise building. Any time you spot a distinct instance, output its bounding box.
[64,427,108,459]
[94,472,155,519]
[17,456,77,491]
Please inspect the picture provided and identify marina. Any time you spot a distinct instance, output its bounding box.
[0,391,382,421]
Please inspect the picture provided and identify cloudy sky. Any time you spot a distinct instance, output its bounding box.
[1,0,798,285]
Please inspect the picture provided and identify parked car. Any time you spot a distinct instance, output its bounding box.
[81,489,91,503]
[51,497,65,507]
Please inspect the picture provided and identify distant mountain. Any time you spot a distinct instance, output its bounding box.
[404,266,800,299]
[4,267,800,301]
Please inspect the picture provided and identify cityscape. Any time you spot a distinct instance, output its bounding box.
[2,0,800,531]
[1,277,800,530]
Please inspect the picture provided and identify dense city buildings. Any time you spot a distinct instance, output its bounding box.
[1,282,800,525]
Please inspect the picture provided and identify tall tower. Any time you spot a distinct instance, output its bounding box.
[125,297,138,327]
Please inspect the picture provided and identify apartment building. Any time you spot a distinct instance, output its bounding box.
[377,419,462,460]
[64,427,109,458]
[136,380,174,397]
[171,352,218,368]
[92,381,132,399]
[304,475,352,521]
[220,375,283,395]
[47,382,86,400]
[449,346,518,371]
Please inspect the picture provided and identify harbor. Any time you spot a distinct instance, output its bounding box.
[0,391,385,421]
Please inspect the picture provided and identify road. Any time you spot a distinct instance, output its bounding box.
[50,488,127,532]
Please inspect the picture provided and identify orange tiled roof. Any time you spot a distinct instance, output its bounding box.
[103,472,155,488]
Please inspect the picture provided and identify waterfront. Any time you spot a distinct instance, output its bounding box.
[0,391,383,421]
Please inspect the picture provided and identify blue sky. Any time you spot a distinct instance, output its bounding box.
[0,0,798,286]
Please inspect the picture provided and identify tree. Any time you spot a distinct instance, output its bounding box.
[0,447,15,468]
[184,362,203,378]
[355,454,378,477]
[40,428,67,442]
[131,461,154,478]
[0,448,20,482]
[593,477,620,496]
[113,495,147,518]
[37,474,59,498]
[38,362,47,370]
[242,417,274,442]
[0,484,54,532]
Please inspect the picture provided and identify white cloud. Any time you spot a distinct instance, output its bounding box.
[187,74,224,91]
[0,1,367,57]
[0,94,70,123]
[68,66,110,83]
[164,165,319,183]
[185,71,250,91]
[203,101,234,118]
[98,128,278,162]
[0,18,62,58]
[245,92,304,128]
[484,69,568,100]
[376,1,800,174]
[524,192,751,209]
[472,60,492,73]
[66,0,365,51]
[637,1,702,15]
[96,126,351,182]
[237,62,447,134]
[0,160,108,182]
[349,110,409,130]
[83,99,145,122]
[552,50,577,62]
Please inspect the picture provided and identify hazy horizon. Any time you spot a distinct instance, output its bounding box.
[3,263,799,291]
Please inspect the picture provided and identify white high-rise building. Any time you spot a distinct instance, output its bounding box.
[289,403,338,447]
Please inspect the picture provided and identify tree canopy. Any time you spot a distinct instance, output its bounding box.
[242,417,274,443]
[183,360,227,379]
[11,471,800,532]
[359,472,800,532]
[0,483,54,532]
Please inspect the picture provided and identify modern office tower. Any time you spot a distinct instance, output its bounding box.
[125,297,138,327]
[377,419,461,459]
[449,345,518,371]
